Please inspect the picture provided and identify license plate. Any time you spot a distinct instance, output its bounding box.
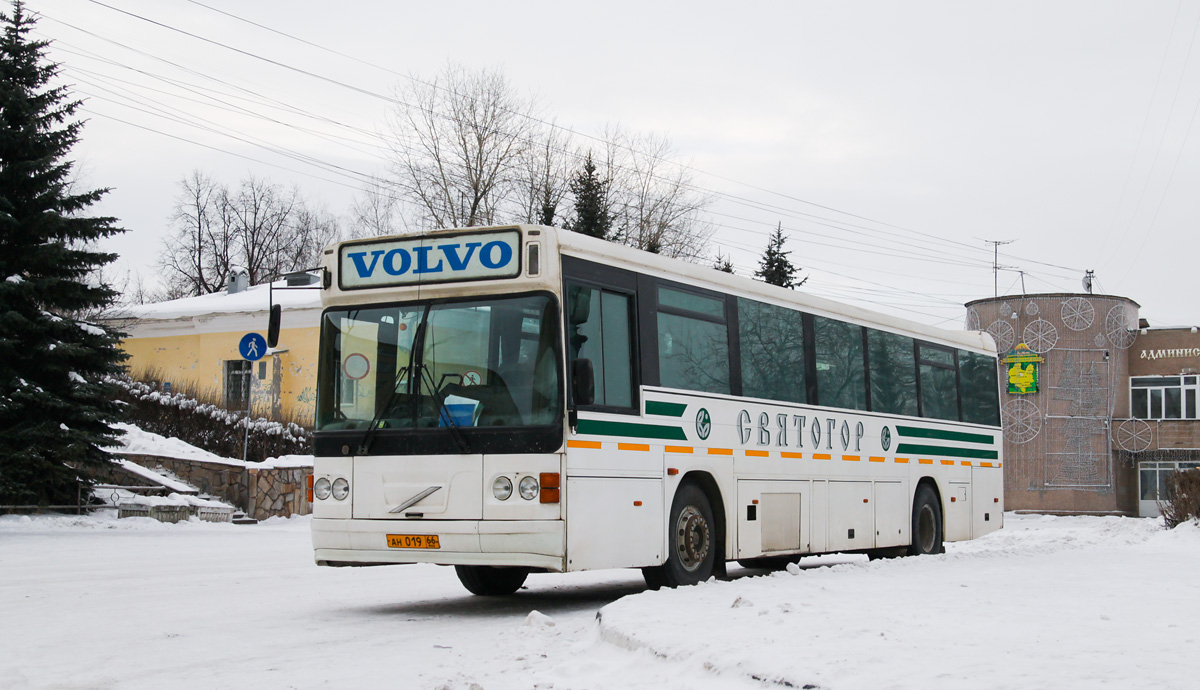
[386,534,440,549]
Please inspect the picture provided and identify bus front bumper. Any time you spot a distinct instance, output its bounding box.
[311,518,566,571]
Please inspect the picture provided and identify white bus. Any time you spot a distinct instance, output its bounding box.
[303,225,1003,595]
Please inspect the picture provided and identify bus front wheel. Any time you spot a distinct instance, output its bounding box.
[907,484,944,556]
[643,482,718,589]
[454,565,529,596]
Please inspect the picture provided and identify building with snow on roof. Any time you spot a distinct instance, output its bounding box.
[109,271,324,424]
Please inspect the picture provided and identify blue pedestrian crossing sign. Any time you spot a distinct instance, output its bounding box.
[239,332,267,361]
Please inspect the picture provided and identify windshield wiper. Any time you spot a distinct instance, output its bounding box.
[356,364,410,455]
[418,364,471,454]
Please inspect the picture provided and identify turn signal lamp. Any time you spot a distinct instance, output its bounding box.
[539,472,561,504]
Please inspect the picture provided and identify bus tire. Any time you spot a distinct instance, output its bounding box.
[454,565,529,596]
[643,482,718,589]
[907,484,944,556]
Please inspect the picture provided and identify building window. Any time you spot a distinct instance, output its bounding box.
[1130,376,1199,420]
[224,360,252,409]
[1140,461,1200,501]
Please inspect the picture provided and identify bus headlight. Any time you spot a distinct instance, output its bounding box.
[518,475,539,501]
[314,477,332,500]
[331,477,350,501]
[492,476,513,501]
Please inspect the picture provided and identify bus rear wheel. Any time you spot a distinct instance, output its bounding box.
[454,565,529,595]
[907,484,944,556]
[643,482,718,589]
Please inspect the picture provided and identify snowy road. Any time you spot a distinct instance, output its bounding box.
[2,513,1197,689]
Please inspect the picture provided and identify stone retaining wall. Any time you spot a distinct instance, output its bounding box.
[117,454,311,520]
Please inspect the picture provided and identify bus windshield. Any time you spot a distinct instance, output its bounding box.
[316,293,561,434]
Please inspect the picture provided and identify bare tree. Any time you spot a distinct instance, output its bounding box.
[593,128,714,259]
[228,176,298,285]
[159,172,336,297]
[514,121,574,226]
[385,63,538,230]
[159,170,228,297]
[282,202,340,271]
[348,176,405,239]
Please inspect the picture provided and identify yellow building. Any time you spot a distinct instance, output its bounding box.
[113,275,324,424]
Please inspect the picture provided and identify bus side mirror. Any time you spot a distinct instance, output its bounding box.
[572,359,595,407]
[267,304,281,348]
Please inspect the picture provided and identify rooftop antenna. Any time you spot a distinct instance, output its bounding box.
[984,239,1015,297]
[1082,270,1095,294]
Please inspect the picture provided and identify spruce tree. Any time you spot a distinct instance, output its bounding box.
[755,222,805,289]
[0,1,127,506]
[713,252,734,274]
[567,152,611,239]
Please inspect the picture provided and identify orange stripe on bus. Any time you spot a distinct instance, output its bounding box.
[781,452,803,459]
[813,453,832,460]
[918,458,933,465]
[665,446,693,454]
[960,461,973,467]
[842,455,861,462]
[708,448,733,456]
[941,460,956,466]
[869,456,885,463]
[980,462,993,468]
[745,450,769,457]
[567,440,602,449]
[618,443,650,452]
[895,457,910,464]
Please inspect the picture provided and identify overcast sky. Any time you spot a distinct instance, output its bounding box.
[28,0,1200,330]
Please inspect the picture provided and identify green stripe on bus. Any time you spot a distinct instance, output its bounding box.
[645,400,687,417]
[896,443,999,460]
[577,419,688,441]
[896,425,994,445]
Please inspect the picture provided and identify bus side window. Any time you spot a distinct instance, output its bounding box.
[568,284,634,409]
[738,297,806,404]
[958,349,1000,425]
[813,315,867,411]
[657,287,730,395]
[917,344,959,421]
[867,329,918,416]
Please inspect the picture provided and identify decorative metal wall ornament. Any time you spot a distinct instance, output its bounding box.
[1094,333,1108,347]
[1112,419,1153,453]
[1002,398,1042,444]
[1000,302,1013,317]
[986,320,1016,353]
[1025,301,1039,316]
[1105,304,1137,349]
[1051,350,1108,417]
[1022,319,1059,354]
[966,308,981,331]
[1061,297,1095,331]
[1048,417,1109,487]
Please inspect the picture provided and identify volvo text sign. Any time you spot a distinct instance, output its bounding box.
[339,229,521,289]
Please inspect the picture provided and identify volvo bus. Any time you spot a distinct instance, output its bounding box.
[303,225,1003,595]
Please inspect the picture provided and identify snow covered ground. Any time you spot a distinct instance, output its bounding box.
[1,511,1196,690]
